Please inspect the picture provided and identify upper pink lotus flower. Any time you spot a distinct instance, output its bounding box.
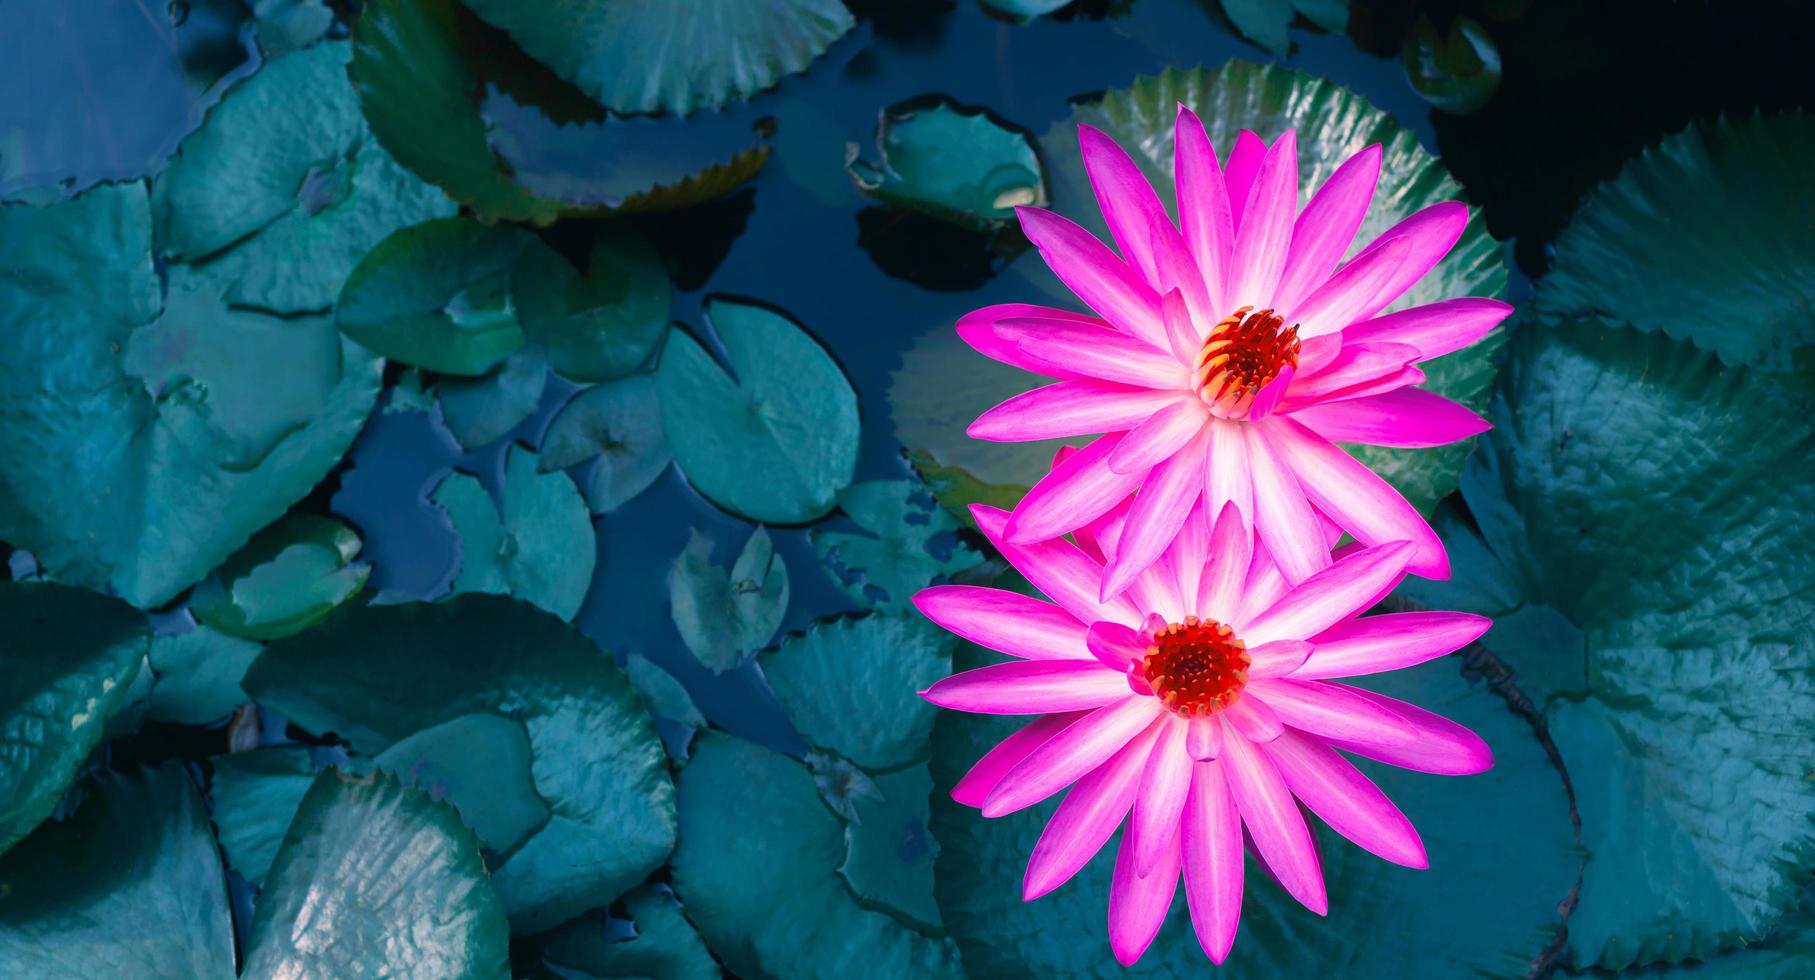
[963,108,1510,599]
[916,495,1493,965]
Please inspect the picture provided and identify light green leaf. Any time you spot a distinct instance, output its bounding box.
[539,376,672,514]
[534,884,721,980]
[657,298,859,523]
[0,582,146,854]
[514,233,672,382]
[438,348,551,450]
[188,513,370,641]
[210,747,334,886]
[811,480,982,611]
[433,445,596,621]
[146,625,261,725]
[847,100,1046,230]
[842,764,944,932]
[375,712,550,861]
[249,0,335,57]
[760,614,952,771]
[668,526,789,674]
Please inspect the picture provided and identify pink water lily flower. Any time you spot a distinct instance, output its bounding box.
[962,109,1510,598]
[915,498,1493,965]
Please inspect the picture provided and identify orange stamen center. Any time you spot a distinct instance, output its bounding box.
[1136,616,1250,717]
[1193,306,1301,419]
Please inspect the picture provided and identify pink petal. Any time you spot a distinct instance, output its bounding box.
[957,303,1109,379]
[1243,423,1328,586]
[1086,620,1149,672]
[1291,202,1469,334]
[1102,426,1209,602]
[1129,718,1192,877]
[1341,296,1513,360]
[1326,687,1494,775]
[1223,696,1284,742]
[1110,823,1183,966]
[913,585,1090,661]
[1174,106,1234,316]
[1294,611,1491,680]
[970,381,1185,442]
[1263,419,1448,578]
[1070,491,1128,565]
[1273,144,1383,315]
[1159,285,1201,366]
[952,711,1087,807]
[1201,419,1254,553]
[1284,236,1412,338]
[1016,205,1167,348]
[1187,714,1223,761]
[1024,718,1160,899]
[1163,502,1210,620]
[984,696,1165,817]
[1235,538,1293,626]
[923,659,1134,715]
[975,504,1142,627]
[1078,124,1171,288]
[1246,639,1314,678]
[1108,400,1207,474]
[1222,130,1267,231]
[1228,131,1298,310]
[1264,730,1427,867]
[1005,433,1148,545]
[1239,540,1415,643]
[1245,363,1293,421]
[1244,677,1419,744]
[1197,499,1252,623]
[1282,341,1422,405]
[1297,331,1344,376]
[1151,234,1216,362]
[1289,387,1490,448]
[1220,731,1327,914]
[997,316,1185,389]
[1181,760,1244,962]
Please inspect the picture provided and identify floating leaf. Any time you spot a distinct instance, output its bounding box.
[930,651,1577,976]
[1459,319,1815,969]
[513,232,672,382]
[760,614,952,771]
[1403,15,1503,116]
[979,0,1072,18]
[842,764,944,932]
[539,376,672,514]
[668,526,789,674]
[463,0,855,115]
[145,625,261,726]
[625,654,707,761]
[0,766,232,976]
[153,41,455,314]
[432,446,596,620]
[811,480,983,610]
[337,216,534,376]
[437,348,551,450]
[242,596,677,931]
[533,884,720,980]
[0,583,146,854]
[242,770,512,979]
[670,732,964,978]
[210,747,362,886]
[847,99,1046,230]
[1220,0,1294,55]
[188,513,370,641]
[374,712,550,861]
[1535,113,1815,372]
[0,184,383,607]
[249,0,334,56]
[657,298,859,523]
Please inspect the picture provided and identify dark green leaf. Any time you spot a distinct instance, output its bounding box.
[188,513,370,641]
[146,625,261,725]
[514,233,672,382]
[1221,0,1294,55]
[534,884,721,980]
[433,446,596,621]
[668,526,788,674]
[1403,16,1503,116]
[539,376,672,514]
[811,480,983,611]
[847,100,1046,230]
[210,747,334,886]
[760,614,952,771]
[841,764,944,932]
[374,712,550,861]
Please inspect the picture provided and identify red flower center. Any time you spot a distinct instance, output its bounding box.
[1136,616,1251,717]
[1193,306,1301,419]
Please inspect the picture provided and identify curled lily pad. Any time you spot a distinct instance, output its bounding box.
[153,41,455,314]
[1403,15,1503,116]
[657,298,859,523]
[811,480,983,610]
[539,376,672,514]
[463,0,855,115]
[847,99,1046,230]
[337,216,534,376]
[188,513,370,641]
[145,625,262,726]
[0,765,232,976]
[760,614,952,771]
[437,348,551,450]
[1535,113,1815,372]
[0,582,147,854]
[432,445,596,621]
[0,183,383,607]
[668,526,789,674]
[533,884,720,980]
[513,232,671,383]
[242,595,677,932]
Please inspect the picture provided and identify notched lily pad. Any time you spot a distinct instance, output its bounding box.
[811,479,983,610]
[841,764,944,932]
[432,445,596,621]
[513,231,672,382]
[668,526,789,674]
[847,99,1046,230]
[539,375,672,514]
[189,513,370,641]
[374,712,551,862]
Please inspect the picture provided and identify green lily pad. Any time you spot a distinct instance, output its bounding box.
[668,526,789,674]
[242,595,677,931]
[513,232,672,382]
[842,764,944,932]
[657,298,859,523]
[670,732,964,979]
[462,0,855,115]
[0,765,233,976]
[432,446,596,621]
[154,42,455,315]
[242,770,512,979]
[1403,15,1503,116]
[210,747,341,886]
[534,884,720,980]
[374,711,551,861]
[539,376,673,514]
[846,100,1046,230]
[0,183,384,607]
[437,349,551,450]
[1459,318,1815,969]
[811,480,983,611]
[760,614,952,771]
[145,626,262,725]
[980,0,1072,18]
[249,0,334,57]
[1535,113,1815,372]
[0,583,147,855]
[625,654,707,761]
[1211,0,1350,55]
[930,650,1576,977]
[1627,885,1815,978]
[188,513,370,641]
[337,216,535,376]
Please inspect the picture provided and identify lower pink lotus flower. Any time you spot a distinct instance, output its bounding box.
[915,499,1493,965]
[962,109,1512,599]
